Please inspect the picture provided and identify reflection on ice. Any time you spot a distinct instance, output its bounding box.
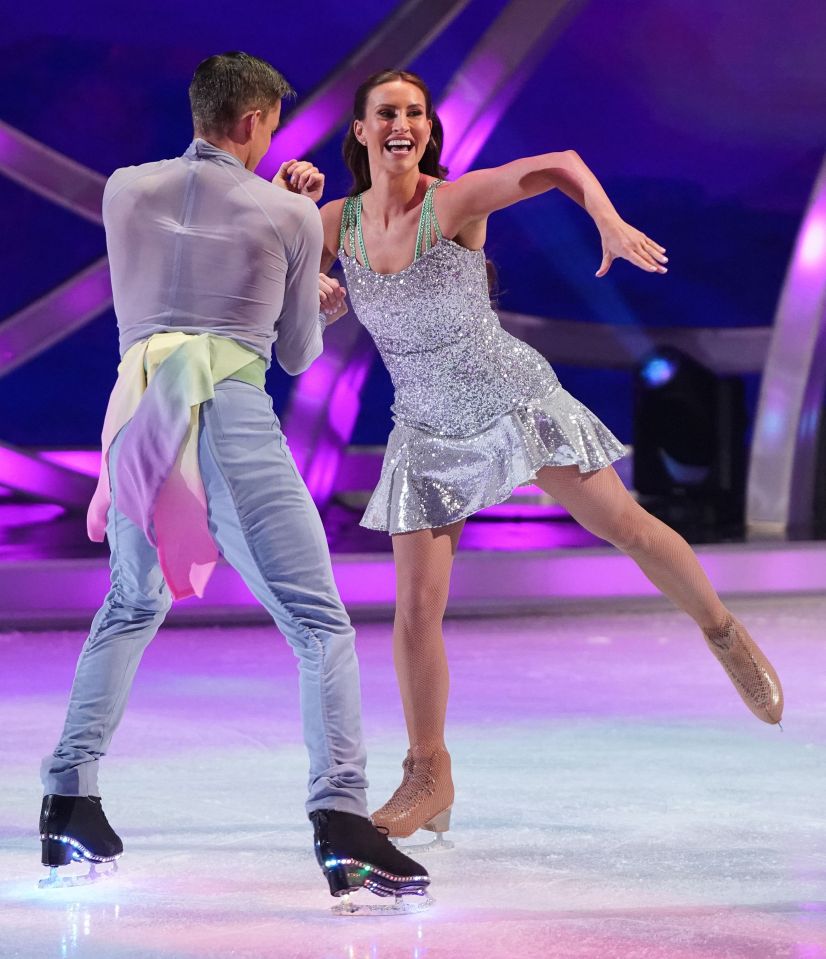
[0,595,824,958]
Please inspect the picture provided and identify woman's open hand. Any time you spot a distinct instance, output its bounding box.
[273,160,325,203]
[596,217,668,277]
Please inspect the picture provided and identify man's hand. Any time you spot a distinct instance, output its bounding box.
[320,274,348,324]
[273,160,325,203]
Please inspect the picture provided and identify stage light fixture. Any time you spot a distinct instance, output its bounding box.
[633,347,746,525]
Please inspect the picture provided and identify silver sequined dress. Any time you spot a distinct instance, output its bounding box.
[339,183,626,534]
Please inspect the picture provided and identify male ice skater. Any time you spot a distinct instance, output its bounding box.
[39,51,428,908]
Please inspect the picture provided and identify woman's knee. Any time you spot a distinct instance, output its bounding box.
[598,504,657,554]
[396,577,450,629]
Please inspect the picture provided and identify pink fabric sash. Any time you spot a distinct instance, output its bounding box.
[88,333,261,600]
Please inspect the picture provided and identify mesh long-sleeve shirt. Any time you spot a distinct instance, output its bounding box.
[103,138,323,375]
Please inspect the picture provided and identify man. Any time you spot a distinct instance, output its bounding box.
[39,51,428,908]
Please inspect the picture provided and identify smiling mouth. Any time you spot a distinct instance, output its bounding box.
[385,138,414,154]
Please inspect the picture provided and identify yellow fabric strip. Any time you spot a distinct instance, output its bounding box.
[88,332,264,599]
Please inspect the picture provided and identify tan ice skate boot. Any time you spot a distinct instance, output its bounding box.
[371,748,454,841]
[702,615,783,724]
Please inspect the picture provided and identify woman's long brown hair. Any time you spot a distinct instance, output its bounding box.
[342,70,449,196]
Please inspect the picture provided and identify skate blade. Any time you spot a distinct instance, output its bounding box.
[332,892,434,916]
[38,860,119,890]
[393,833,454,854]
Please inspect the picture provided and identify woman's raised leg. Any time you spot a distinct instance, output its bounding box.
[534,464,783,723]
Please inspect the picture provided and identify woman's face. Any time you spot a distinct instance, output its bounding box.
[354,80,433,178]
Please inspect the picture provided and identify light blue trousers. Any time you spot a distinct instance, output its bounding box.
[41,380,369,817]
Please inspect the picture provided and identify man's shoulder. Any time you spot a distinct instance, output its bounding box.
[246,178,317,214]
[104,157,182,201]
[245,180,321,233]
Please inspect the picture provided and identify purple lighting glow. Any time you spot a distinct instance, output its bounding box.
[0,443,96,507]
[0,122,24,165]
[38,450,102,477]
[799,217,826,269]
[258,99,347,181]
[0,502,65,529]
[256,0,472,181]
[438,0,581,177]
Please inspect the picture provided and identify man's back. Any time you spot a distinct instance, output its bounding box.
[103,139,323,373]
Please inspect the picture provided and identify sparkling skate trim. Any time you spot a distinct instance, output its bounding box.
[41,833,122,864]
[323,857,429,886]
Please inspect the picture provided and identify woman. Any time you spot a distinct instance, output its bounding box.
[317,70,783,841]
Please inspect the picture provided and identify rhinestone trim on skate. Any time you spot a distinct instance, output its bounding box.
[324,857,429,886]
[41,833,122,864]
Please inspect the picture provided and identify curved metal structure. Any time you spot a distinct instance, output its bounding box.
[439,0,587,176]
[258,0,472,180]
[0,0,472,376]
[0,258,111,378]
[0,120,105,224]
[746,154,826,536]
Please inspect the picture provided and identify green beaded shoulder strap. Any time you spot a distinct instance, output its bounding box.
[339,195,357,256]
[344,178,444,273]
[415,179,444,260]
[340,193,372,271]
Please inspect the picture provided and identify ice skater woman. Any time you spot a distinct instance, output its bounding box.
[317,70,783,842]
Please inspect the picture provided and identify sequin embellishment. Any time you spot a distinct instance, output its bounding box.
[339,182,626,533]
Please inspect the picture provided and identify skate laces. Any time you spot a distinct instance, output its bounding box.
[379,770,435,817]
[375,753,443,819]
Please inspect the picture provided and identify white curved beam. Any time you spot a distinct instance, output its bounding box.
[0,1,471,379]
[499,312,770,374]
[746,153,826,535]
[281,308,375,501]
[0,120,105,224]
[438,0,588,177]
[0,442,95,507]
[0,258,111,379]
[284,0,590,508]
[257,0,472,180]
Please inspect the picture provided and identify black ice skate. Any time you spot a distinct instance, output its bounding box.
[39,795,123,888]
[310,809,432,915]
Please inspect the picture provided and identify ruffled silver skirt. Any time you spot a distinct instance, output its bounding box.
[360,386,626,534]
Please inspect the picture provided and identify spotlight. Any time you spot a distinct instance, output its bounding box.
[639,354,678,389]
[633,347,746,527]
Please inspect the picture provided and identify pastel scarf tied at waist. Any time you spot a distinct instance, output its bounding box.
[87,332,264,600]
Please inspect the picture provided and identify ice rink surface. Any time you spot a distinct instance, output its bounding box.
[1,594,824,959]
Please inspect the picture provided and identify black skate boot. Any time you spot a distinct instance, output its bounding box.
[39,795,123,888]
[310,809,431,914]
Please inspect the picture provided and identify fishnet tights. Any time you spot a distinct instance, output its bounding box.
[389,465,730,755]
[391,520,465,756]
[534,465,728,629]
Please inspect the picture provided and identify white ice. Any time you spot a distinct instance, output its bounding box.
[1,594,824,958]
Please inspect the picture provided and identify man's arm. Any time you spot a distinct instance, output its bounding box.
[274,201,325,376]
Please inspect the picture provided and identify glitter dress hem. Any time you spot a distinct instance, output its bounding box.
[360,386,626,534]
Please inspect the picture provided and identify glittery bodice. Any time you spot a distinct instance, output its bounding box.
[340,239,560,436]
[337,185,624,533]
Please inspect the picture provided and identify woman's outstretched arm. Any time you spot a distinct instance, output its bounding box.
[439,151,668,276]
